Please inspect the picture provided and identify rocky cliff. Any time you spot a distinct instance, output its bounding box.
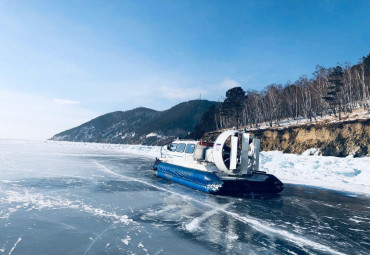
[202,118,370,157]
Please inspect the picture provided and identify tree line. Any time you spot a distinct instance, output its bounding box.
[190,54,370,139]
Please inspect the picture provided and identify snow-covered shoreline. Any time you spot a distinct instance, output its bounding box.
[260,151,370,196]
[2,139,369,196]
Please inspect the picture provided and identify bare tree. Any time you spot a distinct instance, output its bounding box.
[201,55,370,133]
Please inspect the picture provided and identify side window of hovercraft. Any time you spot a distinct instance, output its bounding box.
[185,144,195,154]
[176,143,186,153]
[168,143,177,152]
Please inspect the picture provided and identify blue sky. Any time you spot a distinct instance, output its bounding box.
[0,0,369,139]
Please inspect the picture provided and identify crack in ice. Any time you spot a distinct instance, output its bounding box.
[8,237,21,255]
[83,224,114,255]
[94,161,347,255]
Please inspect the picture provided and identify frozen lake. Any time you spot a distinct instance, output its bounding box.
[0,140,369,254]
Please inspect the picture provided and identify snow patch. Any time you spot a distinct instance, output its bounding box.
[121,235,131,245]
[260,151,370,196]
[349,218,364,223]
[1,189,133,224]
[348,228,366,232]
[242,108,370,131]
[146,133,161,138]
[302,148,322,156]
[226,234,238,241]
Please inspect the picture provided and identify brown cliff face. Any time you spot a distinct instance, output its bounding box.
[202,119,370,157]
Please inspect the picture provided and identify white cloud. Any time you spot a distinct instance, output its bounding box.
[53,99,80,106]
[0,88,97,140]
[219,77,241,90]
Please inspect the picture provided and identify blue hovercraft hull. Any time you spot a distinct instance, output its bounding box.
[152,161,284,195]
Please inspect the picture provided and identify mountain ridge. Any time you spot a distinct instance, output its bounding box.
[50,100,217,145]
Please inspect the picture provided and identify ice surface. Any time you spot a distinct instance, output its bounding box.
[1,139,369,255]
[47,140,370,196]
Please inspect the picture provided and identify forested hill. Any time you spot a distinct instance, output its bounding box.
[189,53,370,139]
[52,54,369,150]
[51,100,217,145]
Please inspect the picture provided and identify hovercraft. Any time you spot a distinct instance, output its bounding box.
[151,130,284,195]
